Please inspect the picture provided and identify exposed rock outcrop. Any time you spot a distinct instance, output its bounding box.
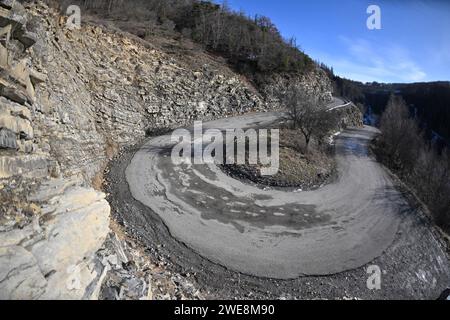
[0,177,110,299]
[333,103,364,129]
[0,1,110,299]
[260,71,334,109]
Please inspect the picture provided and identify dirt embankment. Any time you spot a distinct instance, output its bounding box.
[221,128,337,190]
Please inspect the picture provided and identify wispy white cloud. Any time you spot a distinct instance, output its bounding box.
[316,37,427,83]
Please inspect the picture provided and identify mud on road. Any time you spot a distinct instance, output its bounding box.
[105,113,450,299]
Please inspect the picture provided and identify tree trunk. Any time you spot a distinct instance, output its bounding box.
[305,135,311,152]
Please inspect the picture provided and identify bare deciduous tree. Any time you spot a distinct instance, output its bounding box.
[379,94,422,172]
[377,94,450,232]
[279,84,337,151]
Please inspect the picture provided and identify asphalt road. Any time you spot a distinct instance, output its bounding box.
[125,112,441,279]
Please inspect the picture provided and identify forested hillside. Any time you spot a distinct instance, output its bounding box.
[363,82,450,143]
[46,0,315,82]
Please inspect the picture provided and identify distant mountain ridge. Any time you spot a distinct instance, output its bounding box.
[321,63,450,143]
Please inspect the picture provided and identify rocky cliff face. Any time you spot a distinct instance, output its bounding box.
[334,103,364,129]
[0,1,352,299]
[259,72,334,109]
[2,2,337,183]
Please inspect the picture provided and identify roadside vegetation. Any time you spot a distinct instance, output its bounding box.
[374,95,450,233]
[278,84,338,152]
[221,126,337,190]
[222,86,339,190]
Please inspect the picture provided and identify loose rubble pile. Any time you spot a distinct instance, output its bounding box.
[97,229,205,300]
[0,1,359,300]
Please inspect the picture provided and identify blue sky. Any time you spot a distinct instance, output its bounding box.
[220,0,450,83]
